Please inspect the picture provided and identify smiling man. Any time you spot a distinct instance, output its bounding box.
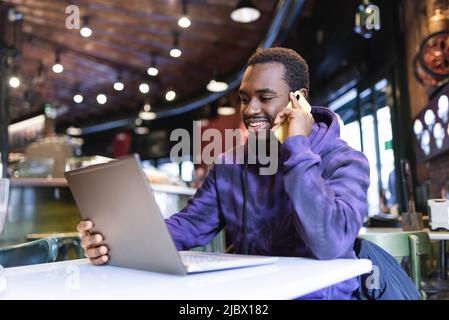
[77,47,370,300]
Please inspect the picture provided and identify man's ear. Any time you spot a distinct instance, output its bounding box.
[299,88,309,101]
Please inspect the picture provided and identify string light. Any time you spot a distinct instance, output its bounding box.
[139,83,150,94]
[73,94,84,103]
[52,49,64,73]
[97,94,107,104]
[170,31,182,58]
[9,76,20,88]
[165,90,176,101]
[230,0,260,23]
[178,0,191,28]
[80,16,92,37]
[147,53,159,76]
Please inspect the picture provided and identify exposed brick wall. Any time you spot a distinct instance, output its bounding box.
[416,152,449,198]
[403,0,449,199]
[403,0,430,118]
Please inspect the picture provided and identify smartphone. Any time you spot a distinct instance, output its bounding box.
[273,90,312,143]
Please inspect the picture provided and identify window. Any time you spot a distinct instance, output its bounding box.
[340,120,362,152]
[181,161,194,182]
[377,106,396,208]
[361,114,381,215]
[332,78,398,216]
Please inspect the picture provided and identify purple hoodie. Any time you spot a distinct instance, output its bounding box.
[166,106,370,299]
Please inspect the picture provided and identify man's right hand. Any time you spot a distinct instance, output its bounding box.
[77,220,109,265]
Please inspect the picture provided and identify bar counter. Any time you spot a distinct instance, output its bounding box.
[0,178,195,246]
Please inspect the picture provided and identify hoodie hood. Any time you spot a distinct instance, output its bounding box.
[308,106,341,155]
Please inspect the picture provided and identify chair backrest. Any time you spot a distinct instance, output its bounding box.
[358,232,412,258]
[367,216,402,228]
[0,237,59,268]
[358,231,431,295]
[408,232,431,295]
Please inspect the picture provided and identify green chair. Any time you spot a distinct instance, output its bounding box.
[27,232,83,260]
[56,236,83,260]
[0,237,59,268]
[358,231,430,298]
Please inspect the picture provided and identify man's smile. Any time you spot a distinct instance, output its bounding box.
[245,117,272,132]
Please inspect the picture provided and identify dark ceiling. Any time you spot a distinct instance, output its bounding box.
[4,0,401,135]
[285,0,400,105]
[3,0,279,127]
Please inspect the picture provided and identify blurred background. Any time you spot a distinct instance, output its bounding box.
[0,0,448,250]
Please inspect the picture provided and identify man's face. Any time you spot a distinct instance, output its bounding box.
[239,62,290,133]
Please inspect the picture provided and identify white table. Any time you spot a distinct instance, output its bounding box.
[0,257,372,300]
[359,227,449,280]
[359,227,449,241]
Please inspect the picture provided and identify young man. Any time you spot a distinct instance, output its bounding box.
[77,47,370,299]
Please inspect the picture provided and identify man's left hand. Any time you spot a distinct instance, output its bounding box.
[272,92,314,138]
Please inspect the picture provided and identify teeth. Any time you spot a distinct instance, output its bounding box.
[249,121,268,127]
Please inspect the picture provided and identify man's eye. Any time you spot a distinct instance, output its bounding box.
[261,97,273,102]
[240,98,249,104]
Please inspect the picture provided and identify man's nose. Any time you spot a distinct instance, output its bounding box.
[245,99,262,117]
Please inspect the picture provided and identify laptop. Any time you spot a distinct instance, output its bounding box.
[65,154,278,275]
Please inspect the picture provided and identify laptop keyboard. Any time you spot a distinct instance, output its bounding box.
[179,251,278,273]
[181,253,240,265]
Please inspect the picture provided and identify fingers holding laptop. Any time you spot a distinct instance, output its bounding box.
[77,220,109,265]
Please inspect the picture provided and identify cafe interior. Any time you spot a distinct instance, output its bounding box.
[1,0,449,300]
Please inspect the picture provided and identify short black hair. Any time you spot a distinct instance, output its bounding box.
[247,47,309,93]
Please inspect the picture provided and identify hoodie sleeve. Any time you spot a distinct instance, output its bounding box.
[165,165,223,251]
[280,135,370,260]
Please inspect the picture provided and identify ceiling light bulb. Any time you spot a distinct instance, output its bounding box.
[52,63,64,73]
[217,106,236,116]
[178,16,191,28]
[230,0,260,23]
[9,76,20,88]
[207,79,229,92]
[80,26,92,38]
[139,83,150,94]
[73,94,84,103]
[147,67,159,76]
[113,82,124,91]
[170,48,182,58]
[165,90,176,101]
[96,94,107,104]
[139,111,157,120]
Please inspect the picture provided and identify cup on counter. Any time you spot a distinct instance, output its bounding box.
[0,179,9,234]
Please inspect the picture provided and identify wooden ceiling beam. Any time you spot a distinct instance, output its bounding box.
[5,0,266,44]
[21,21,225,77]
[17,9,245,70]
[3,0,275,124]
[21,32,214,95]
